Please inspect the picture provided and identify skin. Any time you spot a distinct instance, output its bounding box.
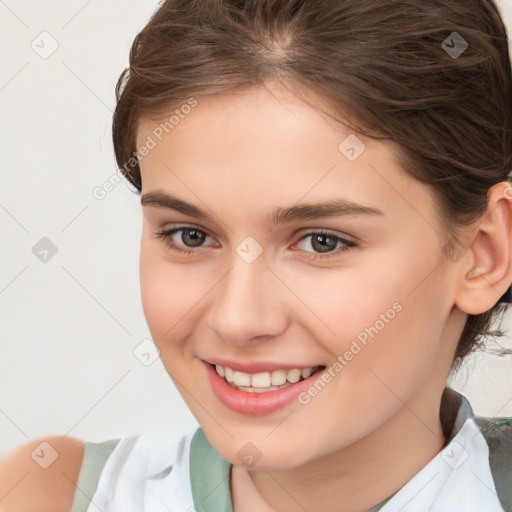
[0,436,84,511]
[136,82,512,512]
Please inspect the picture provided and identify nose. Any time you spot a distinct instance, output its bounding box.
[207,251,288,346]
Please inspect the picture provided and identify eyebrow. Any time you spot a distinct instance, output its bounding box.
[140,190,384,225]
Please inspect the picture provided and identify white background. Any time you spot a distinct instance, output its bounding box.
[1,0,512,455]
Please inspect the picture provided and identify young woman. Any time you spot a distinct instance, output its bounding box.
[1,0,511,510]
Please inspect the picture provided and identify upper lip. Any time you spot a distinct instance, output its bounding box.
[203,358,325,374]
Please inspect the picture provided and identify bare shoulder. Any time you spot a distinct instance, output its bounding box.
[0,436,85,512]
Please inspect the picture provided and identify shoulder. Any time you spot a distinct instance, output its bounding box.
[474,415,512,449]
[0,435,85,512]
[84,426,200,511]
[473,415,512,466]
[474,415,512,511]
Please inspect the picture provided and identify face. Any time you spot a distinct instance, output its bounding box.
[137,83,461,469]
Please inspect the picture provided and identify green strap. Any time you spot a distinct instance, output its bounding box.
[190,427,234,512]
[70,439,121,512]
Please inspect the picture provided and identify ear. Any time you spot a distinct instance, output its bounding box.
[454,181,512,315]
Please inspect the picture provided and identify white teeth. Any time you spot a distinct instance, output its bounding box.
[214,364,321,389]
[233,371,251,387]
[287,369,301,383]
[301,367,312,379]
[271,370,287,386]
[252,372,272,387]
[224,366,234,382]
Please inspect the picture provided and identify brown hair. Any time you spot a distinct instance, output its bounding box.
[112,0,512,372]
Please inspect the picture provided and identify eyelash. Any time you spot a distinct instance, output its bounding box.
[153,226,357,260]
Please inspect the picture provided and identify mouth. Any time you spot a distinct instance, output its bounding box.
[207,362,327,393]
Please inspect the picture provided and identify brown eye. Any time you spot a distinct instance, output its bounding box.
[295,230,357,260]
[154,226,214,254]
[310,233,339,253]
[180,229,206,247]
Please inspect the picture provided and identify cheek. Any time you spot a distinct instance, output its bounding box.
[139,238,204,352]
[283,270,447,451]
[288,248,446,393]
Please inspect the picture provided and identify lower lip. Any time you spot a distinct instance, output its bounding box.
[203,361,325,415]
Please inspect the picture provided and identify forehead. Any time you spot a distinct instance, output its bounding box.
[135,85,440,232]
[136,83,385,157]
[136,84,396,181]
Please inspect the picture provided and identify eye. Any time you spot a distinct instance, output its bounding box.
[153,226,215,255]
[293,230,357,260]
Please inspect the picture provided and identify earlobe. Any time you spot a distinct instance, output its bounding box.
[454,181,512,315]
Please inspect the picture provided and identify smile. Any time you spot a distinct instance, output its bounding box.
[214,364,325,393]
[204,361,328,415]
